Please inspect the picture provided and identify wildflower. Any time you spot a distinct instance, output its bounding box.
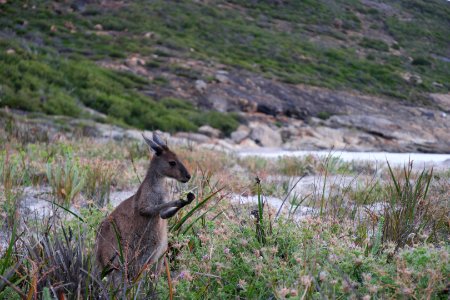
[254,249,261,258]
[202,254,209,261]
[213,228,222,236]
[328,253,338,263]
[342,280,350,292]
[178,270,193,281]
[300,275,312,288]
[172,242,182,249]
[198,233,210,244]
[237,279,247,291]
[223,247,230,255]
[278,287,290,298]
[319,271,328,281]
[354,256,363,266]
[290,289,298,297]
[368,284,379,294]
[215,262,225,271]
[439,249,449,261]
[254,264,263,276]
[401,287,413,295]
[240,239,248,246]
[362,295,371,300]
[362,273,372,283]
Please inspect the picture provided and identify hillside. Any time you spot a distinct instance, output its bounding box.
[0,0,449,151]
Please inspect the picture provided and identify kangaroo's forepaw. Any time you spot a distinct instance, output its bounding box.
[186,192,195,204]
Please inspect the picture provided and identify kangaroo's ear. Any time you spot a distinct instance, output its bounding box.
[152,132,167,147]
[143,134,163,155]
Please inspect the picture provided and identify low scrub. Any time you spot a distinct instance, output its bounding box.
[0,45,239,135]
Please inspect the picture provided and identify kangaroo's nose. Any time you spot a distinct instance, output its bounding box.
[186,174,191,180]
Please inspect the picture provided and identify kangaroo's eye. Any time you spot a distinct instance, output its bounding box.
[169,161,177,167]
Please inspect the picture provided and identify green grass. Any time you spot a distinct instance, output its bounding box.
[359,37,390,52]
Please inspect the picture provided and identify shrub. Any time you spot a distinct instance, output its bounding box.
[83,160,117,207]
[46,155,85,207]
[382,161,434,248]
[359,37,390,52]
[411,56,431,66]
[192,111,240,136]
[0,50,240,135]
[0,151,26,227]
[317,111,332,120]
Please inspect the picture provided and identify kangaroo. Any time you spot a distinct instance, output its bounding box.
[96,132,195,279]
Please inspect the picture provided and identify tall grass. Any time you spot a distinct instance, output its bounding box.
[46,155,84,207]
[0,150,26,227]
[83,160,117,207]
[382,161,433,249]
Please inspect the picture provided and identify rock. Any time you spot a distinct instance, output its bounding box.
[175,132,211,144]
[64,21,76,32]
[126,56,146,67]
[195,80,207,93]
[198,125,221,138]
[401,72,422,85]
[214,139,236,150]
[94,24,103,30]
[430,93,450,112]
[208,94,229,112]
[230,125,251,143]
[249,122,282,147]
[315,127,346,149]
[215,71,229,84]
[239,138,259,148]
[257,103,279,116]
[327,115,400,140]
[95,123,126,140]
[124,129,144,141]
[280,127,298,143]
[144,31,157,39]
[432,82,444,88]
[333,18,343,29]
[5,49,15,55]
[238,98,257,112]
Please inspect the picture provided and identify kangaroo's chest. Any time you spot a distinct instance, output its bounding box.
[131,218,168,264]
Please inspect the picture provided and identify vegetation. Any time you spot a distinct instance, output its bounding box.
[0,0,448,127]
[0,42,239,135]
[0,117,448,299]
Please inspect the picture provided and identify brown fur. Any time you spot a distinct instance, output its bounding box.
[96,134,193,278]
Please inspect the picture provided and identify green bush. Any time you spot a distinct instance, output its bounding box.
[0,47,239,135]
[412,56,431,66]
[359,37,389,52]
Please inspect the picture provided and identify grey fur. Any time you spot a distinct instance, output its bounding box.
[96,140,194,279]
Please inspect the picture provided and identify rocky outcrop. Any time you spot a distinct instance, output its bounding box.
[198,125,222,138]
[231,125,251,144]
[135,56,450,152]
[54,53,450,152]
[248,122,282,148]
